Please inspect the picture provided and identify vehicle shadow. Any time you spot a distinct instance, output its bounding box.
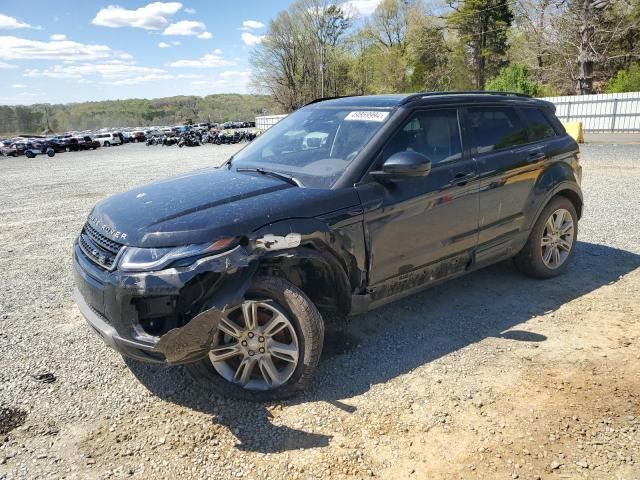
[126,240,640,453]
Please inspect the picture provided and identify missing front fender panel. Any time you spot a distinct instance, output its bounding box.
[151,260,259,364]
[154,308,225,363]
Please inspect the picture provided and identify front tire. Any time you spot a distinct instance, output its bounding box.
[186,276,324,401]
[514,196,578,278]
[104,141,111,147]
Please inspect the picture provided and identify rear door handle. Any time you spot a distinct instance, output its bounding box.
[528,151,545,163]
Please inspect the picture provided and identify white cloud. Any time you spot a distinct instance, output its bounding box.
[50,33,67,41]
[343,0,383,16]
[0,36,119,61]
[219,70,250,79]
[111,74,175,85]
[162,20,206,36]
[241,20,264,30]
[155,40,181,49]
[0,61,18,69]
[11,84,26,88]
[92,2,183,30]
[168,50,234,68]
[185,7,196,14]
[197,31,212,40]
[190,70,250,93]
[23,63,202,86]
[112,73,199,85]
[0,91,41,105]
[24,64,167,80]
[241,32,264,46]
[0,13,39,30]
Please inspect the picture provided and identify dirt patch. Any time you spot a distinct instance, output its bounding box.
[370,269,640,480]
[0,406,27,436]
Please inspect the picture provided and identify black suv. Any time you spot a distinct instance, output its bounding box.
[73,92,582,400]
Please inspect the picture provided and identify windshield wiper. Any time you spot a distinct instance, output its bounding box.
[236,167,303,187]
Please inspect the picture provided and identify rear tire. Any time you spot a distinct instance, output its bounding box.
[185,276,324,401]
[514,196,578,278]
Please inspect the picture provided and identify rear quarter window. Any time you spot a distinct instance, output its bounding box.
[520,107,556,141]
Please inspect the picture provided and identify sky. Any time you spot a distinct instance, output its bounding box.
[0,0,382,105]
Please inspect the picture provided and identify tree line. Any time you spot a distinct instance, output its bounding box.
[0,94,273,136]
[250,0,640,111]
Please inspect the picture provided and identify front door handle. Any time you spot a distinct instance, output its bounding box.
[453,171,475,186]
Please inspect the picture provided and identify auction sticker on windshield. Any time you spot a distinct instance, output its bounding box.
[345,111,390,122]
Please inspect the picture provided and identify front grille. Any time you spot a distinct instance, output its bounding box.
[84,222,122,254]
[78,223,124,271]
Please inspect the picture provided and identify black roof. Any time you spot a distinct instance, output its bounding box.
[306,95,407,108]
[309,92,554,110]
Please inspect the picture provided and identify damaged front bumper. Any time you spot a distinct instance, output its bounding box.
[73,242,257,364]
[74,286,164,363]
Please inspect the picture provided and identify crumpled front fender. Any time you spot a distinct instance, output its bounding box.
[153,259,259,364]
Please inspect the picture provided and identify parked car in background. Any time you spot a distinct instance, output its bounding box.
[77,136,101,150]
[44,138,70,153]
[23,141,55,158]
[1,142,28,157]
[50,135,75,152]
[0,143,18,157]
[0,139,12,155]
[92,132,123,147]
[131,131,147,143]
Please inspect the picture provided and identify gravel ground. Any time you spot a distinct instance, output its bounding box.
[0,142,639,480]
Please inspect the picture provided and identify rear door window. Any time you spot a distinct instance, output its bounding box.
[520,107,556,141]
[467,106,528,153]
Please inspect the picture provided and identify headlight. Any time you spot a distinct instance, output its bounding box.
[118,237,237,272]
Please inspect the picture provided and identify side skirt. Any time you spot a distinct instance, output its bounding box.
[349,229,531,315]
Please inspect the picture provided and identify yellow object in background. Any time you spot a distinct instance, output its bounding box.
[562,122,584,143]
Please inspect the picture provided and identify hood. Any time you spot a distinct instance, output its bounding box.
[88,167,361,247]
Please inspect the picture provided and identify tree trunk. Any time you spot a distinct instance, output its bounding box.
[576,0,595,95]
[477,18,487,89]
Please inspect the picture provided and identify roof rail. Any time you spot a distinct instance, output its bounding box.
[302,95,360,107]
[400,90,532,105]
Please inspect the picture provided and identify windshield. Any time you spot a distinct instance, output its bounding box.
[231,106,392,188]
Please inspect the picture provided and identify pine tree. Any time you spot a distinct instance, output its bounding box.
[447,0,514,88]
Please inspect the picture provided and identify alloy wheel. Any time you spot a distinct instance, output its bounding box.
[209,300,300,391]
[541,208,574,269]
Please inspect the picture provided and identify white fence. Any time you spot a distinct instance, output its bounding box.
[256,93,640,133]
[540,92,640,133]
[255,114,287,130]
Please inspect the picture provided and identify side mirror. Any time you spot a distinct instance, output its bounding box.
[371,151,432,180]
